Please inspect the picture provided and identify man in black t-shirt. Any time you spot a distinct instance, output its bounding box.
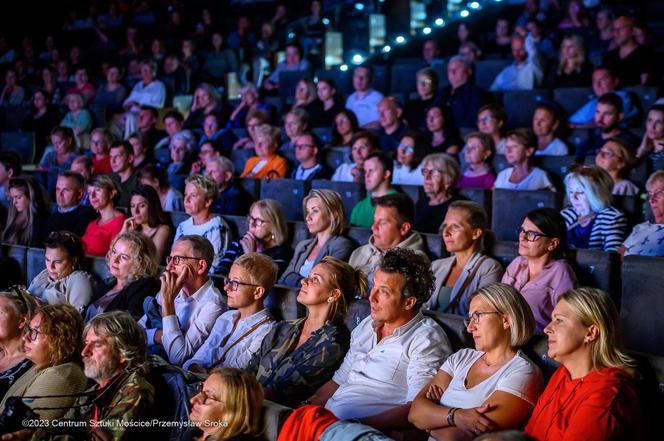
[602,16,650,87]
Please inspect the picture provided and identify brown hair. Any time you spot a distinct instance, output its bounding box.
[37,304,84,366]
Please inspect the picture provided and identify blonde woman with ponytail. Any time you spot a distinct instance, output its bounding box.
[246,257,367,408]
[526,287,642,441]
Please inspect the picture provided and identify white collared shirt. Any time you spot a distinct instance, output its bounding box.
[183,308,275,370]
[325,312,452,419]
[346,89,383,127]
[139,279,226,365]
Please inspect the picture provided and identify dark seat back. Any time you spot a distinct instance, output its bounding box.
[230,149,255,177]
[1,131,36,165]
[259,179,310,221]
[237,178,261,200]
[553,87,594,116]
[346,299,371,332]
[491,189,562,241]
[474,60,511,90]
[571,249,622,307]
[311,180,366,223]
[502,89,553,128]
[422,311,474,352]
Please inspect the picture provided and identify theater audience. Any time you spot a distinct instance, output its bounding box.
[602,16,650,87]
[197,115,236,154]
[595,139,639,196]
[206,157,252,216]
[28,231,94,312]
[240,124,288,179]
[0,287,37,399]
[233,109,271,151]
[458,132,496,189]
[392,131,426,186]
[218,199,292,277]
[377,97,408,154]
[330,109,359,147]
[39,126,78,174]
[167,133,194,183]
[490,33,543,91]
[81,174,126,257]
[350,193,428,284]
[282,108,309,151]
[185,253,277,372]
[2,176,49,247]
[189,368,264,440]
[155,110,194,153]
[310,249,451,431]
[477,104,507,155]
[410,283,543,439]
[561,165,628,252]
[545,34,593,88]
[308,78,344,128]
[292,79,316,110]
[346,65,383,128]
[184,83,224,130]
[350,152,396,228]
[331,130,379,183]
[109,140,138,207]
[0,304,87,420]
[128,132,152,170]
[441,56,489,129]
[0,152,20,210]
[280,189,354,287]
[139,235,226,365]
[136,105,166,149]
[636,104,664,163]
[526,288,642,441]
[248,256,366,407]
[414,153,465,234]
[532,103,568,156]
[47,171,98,237]
[622,170,664,257]
[61,93,92,140]
[404,67,441,130]
[263,41,310,91]
[227,83,271,129]
[137,164,184,213]
[89,128,113,174]
[21,89,60,159]
[174,174,231,273]
[121,185,173,261]
[426,104,462,155]
[502,208,577,331]
[292,132,330,181]
[426,201,503,313]
[122,60,166,135]
[494,129,556,191]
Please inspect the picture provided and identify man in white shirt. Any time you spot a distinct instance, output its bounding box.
[490,33,543,92]
[309,248,452,432]
[291,132,330,181]
[346,66,384,128]
[139,235,226,365]
[184,253,277,372]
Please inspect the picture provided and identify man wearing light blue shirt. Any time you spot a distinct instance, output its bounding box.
[490,33,543,92]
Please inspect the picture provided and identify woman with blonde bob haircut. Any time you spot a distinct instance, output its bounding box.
[217,199,293,277]
[526,288,641,441]
[279,189,354,286]
[410,283,543,440]
[189,367,264,440]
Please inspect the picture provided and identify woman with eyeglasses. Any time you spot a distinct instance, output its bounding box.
[595,138,639,196]
[458,132,496,190]
[621,170,664,257]
[217,199,293,277]
[426,104,462,155]
[121,185,174,262]
[279,189,354,287]
[413,153,466,234]
[476,104,507,155]
[561,165,627,252]
[2,176,50,247]
[81,174,126,257]
[247,256,367,407]
[85,231,160,321]
[0,304,88,420]
[392,130,426,186]
[0,287,37,400]
[188,368,264,441]
[410,283,543,439]
[525,288,642,441]
[405,67,442,129]
[426,201,503,314]
[331,130,379,183]
[501,208,577,332]
[28,231,94,313]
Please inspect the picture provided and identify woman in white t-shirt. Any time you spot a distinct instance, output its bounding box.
[494,129,556,191]
[392,130,426,186]
[409,283,543,440]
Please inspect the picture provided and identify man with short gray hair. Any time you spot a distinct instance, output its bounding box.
[440,56,489,128]
[207,156,252,215]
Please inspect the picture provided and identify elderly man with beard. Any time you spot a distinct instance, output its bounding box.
[19,311,155,441]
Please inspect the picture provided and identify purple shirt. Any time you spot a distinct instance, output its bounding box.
[458,172,496,189]
[501,256,577,332]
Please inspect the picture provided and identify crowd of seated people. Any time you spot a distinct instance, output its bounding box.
[1,0,664,439]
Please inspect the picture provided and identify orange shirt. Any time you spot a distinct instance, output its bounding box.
[240,154,288,179]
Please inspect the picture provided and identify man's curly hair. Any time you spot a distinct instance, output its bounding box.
[378,248,434,311]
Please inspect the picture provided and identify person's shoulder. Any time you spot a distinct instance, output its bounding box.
[431,255,454,273]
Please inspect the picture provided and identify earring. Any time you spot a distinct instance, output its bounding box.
[327,297,334,303]
[271,233,276,241]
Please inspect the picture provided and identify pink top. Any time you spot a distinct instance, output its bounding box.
[81,214,126,257]
[501,256,577,332]
[457,172,496,189]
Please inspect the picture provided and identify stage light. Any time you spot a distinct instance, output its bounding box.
[423,27,432,35]
[340,64,349,72]
[395,35,406,44]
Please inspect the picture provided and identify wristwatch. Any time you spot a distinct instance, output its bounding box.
[447,407,458,427]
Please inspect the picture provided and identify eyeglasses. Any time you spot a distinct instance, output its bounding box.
[196,383,221,404]
[517,227,550,242]
[224,279,260,292]
[648,188,664,202]
[165,255,203,266]
[421,168,444,178]
[463,311,500,328]
[24,324,44,341]
[477,115,494,124]
[417,79,433,86]
[398,144,414,154]
[247,215,267,227]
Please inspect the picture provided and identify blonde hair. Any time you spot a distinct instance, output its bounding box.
[646,170,664,191]
[421,153,461,188]
[250,199,289,246]
[564,165,614,213]
[318,256,369,323]
[603,138,636,169]
[559,288,636,376]
[185,174,218,202]
[234,252,278,293]
[88,174,121,206]
[558,34,587,73]
[107,231,158,281]
[255,124,281,146]
[207,368,264,440]
[302,189,346,236]
[472,283,535,347]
